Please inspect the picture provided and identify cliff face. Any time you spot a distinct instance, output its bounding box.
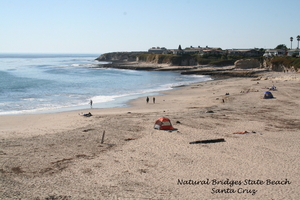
[234,59,261,69]
[96,52,145,62]
[96,52,299,71]
[262,57,299,72]
[172,57,197,66]
[97,52,198,66]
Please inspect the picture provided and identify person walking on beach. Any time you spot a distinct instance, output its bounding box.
[153,97,155,104]
[146,96,149,103]
[90,99,93,108]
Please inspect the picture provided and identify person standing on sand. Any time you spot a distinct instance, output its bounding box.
[146,96,149,103]
[153,97,155,103]
[90,99,93,108]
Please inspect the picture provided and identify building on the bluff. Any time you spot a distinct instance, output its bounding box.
[148,45,265,56]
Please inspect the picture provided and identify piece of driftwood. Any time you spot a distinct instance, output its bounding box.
[124,138,136,141]
[101,131,106,144]
[189,138,225,144]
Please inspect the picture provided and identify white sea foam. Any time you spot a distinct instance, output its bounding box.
[90,95,121,104]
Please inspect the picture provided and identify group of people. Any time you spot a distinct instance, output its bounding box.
[89,97,156,109]
[146,96,155,104]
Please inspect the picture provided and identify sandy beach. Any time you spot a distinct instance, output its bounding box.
[1,71,300,199]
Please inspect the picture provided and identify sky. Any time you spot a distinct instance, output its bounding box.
[1,0,300,54]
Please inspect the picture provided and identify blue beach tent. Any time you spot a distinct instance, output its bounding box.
[263,91,274,99]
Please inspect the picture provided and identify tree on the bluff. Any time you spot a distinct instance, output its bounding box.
[275,44,287,50]
[178,45,182,50]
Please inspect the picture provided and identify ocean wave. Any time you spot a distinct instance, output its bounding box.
[89,95,121,104]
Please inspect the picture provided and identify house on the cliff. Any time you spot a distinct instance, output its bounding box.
[148,47,169,54]
[227,48,263,56]
[169,48,184,55]
[263,49,286,57]
[149,45,204,55]
[182,46,203,54]
[148,46,264,56]
[287,49,300,57]
[201,49,225,56]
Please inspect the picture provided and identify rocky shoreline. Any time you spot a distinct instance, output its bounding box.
[95,60,269,78]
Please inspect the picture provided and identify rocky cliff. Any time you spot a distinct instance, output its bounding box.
[95,52,270,77]
[96,52,299,72]
[96,52,145,62]
[234,59,261,69]
[97,52,198,66]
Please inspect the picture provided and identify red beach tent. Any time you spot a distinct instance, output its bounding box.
[154,117,174,130]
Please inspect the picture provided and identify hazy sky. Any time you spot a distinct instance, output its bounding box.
[1,0,300,54]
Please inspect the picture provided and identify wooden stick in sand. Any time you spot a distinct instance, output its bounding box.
[101,130,106,144]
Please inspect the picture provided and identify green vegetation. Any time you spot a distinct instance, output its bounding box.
[293,58,300,70]
[270,57,300,71]
[275,44,288,50]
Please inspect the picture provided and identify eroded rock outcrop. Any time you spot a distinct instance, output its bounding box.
[234,59,261,69]
[96,52,145,62]
[97,52,198,66]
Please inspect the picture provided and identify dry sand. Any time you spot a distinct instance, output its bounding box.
[1,71,300,200]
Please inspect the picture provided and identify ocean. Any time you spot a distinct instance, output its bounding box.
[0,53,212,115]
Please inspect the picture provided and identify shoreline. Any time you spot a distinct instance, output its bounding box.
[96,60,270,77]
[0,74,212,117]
[1,71,300,199]
[0,62,215,116]
[0,77,213,138]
